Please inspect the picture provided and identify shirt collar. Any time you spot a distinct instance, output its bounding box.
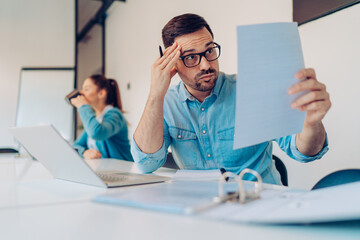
[96,105,114,123]
[178,82,194,102]
[211,72,223,97]
[178,72,224,102]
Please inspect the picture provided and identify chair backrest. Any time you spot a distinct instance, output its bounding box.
[272,155,288,186]
[163,152,179,169]
[312,169,360,190]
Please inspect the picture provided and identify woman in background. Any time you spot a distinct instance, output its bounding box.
[71,74,133,161]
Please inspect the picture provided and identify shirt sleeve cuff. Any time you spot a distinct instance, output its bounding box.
[290,133,329,162]
[130,135,167,173]
[73,145,86,157]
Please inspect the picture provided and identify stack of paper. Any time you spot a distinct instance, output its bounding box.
[172,170,222,182]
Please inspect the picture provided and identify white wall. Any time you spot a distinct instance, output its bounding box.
[273,4,360,189]
[77,24,103,87]
[106,0,292,135]
[76,24,103,137]
[0,0,74,147]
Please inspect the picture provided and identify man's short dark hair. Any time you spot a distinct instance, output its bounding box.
[162,13,214,48]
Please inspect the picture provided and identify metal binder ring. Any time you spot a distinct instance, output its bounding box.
[238,168,263,204]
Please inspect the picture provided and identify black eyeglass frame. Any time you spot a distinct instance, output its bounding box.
[179,42,221,68]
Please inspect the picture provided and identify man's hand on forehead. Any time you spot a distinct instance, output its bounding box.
[150,42,181,99]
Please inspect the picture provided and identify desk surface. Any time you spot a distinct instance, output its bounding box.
[1,154,359,240]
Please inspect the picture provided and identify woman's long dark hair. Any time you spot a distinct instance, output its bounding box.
[88,74,123,113]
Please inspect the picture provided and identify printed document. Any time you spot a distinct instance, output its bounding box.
[234,22,306,149]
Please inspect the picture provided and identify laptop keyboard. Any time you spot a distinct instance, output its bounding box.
[97,172,128,182]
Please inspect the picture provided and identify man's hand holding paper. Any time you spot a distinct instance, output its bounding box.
[289,68,331,126]
[289,68,331,156]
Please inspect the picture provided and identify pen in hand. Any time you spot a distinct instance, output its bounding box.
[159,45,163,57]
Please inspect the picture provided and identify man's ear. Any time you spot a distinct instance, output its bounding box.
[170,67,178,79]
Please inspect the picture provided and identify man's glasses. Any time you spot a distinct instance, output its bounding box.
[179,43,221,68]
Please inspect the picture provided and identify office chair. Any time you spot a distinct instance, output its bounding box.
[272,155,288,186]
[312,169,360,190]
[163,152,179,169]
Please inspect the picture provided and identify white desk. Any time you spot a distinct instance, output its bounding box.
[1,154,359,240]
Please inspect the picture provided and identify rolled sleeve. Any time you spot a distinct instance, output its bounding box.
[78,105,125,141]
[73,131,88,157]
[131,136,168,173]
[276,133,329,163]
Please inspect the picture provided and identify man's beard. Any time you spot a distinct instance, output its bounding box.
[190,68,218,92]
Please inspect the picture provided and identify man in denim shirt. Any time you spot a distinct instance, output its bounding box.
[131,14,331,184]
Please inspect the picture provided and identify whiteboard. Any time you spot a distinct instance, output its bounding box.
[16,69,75,141]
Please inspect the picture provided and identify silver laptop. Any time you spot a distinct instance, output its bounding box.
[10,125,170,188]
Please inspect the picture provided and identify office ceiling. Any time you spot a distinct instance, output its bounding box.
[77,0,102,34]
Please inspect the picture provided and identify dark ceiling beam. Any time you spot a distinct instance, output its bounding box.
[293,0,360,25]
[77,0,125,42]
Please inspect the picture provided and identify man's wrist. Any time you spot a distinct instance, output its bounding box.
[148,92,166,105]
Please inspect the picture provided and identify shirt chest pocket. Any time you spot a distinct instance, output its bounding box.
[218,127,235,141]
[168,127,199,169]
[169,127,197,141]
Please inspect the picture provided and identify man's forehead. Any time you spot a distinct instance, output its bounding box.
[175,28,213,52]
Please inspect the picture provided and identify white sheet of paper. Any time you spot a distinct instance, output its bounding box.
[234,22,306,149]
[201,181,360,224]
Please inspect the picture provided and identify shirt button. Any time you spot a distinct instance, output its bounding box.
[178,135,182,139]
[207,154,211,158]
[202,130,206,134]
[201,107,205,111]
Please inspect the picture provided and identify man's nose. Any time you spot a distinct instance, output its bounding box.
[199,55,211,70]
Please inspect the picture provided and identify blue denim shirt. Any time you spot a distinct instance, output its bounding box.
[131,72,328,184]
